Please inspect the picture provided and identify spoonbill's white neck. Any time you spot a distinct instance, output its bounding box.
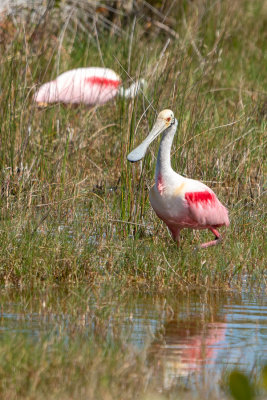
[118,79,146,99]
[155,119,178,180]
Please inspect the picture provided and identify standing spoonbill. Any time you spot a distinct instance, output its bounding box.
[34,67,145,106]
[127,109,229,248]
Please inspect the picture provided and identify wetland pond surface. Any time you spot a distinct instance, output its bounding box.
[0,286,266,393]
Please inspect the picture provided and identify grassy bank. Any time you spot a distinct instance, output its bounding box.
[0,0,266,289]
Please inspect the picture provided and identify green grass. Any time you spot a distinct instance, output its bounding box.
[0,0,266,291]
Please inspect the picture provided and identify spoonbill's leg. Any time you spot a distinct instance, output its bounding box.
[167,224,180,247]
[200,227,222,249]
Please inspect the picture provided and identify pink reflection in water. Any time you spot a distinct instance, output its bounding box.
[149,319,226,389]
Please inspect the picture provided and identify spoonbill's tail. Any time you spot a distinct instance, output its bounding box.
[118,79,146,99]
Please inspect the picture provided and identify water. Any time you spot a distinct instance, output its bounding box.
[0,287,266,392]
[115,291,267,390]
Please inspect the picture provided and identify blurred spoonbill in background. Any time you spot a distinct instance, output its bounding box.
[34,67,146,106]
[127,109,229,248]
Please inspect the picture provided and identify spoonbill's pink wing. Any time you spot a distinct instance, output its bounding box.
[35,67,122,105]
[81,75,121,104]
[185,191,229,227]
[56,68,121,105]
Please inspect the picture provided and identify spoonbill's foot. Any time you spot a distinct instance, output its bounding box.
[199,236,222,249]
[200,227,222,249]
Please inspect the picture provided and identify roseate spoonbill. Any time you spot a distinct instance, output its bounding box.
[34,67,145,106]
[127,109,229,248]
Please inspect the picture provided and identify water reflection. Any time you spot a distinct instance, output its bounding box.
[0,286,266,392]
[149,318,226,389]
[117,290,266,389]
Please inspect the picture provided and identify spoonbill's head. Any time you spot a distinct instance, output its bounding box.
[127,109,176,163]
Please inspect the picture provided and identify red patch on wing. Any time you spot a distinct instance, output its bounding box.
[84,77,121,88]
[157,174,164,195]
[185,191,215,205]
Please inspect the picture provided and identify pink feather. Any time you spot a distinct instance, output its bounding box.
[34,68,121,106]
[185,191,230,228]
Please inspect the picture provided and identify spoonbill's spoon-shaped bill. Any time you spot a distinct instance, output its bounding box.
[127,110,176,162]
[127,109,229,249]
[34,67,146,107]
